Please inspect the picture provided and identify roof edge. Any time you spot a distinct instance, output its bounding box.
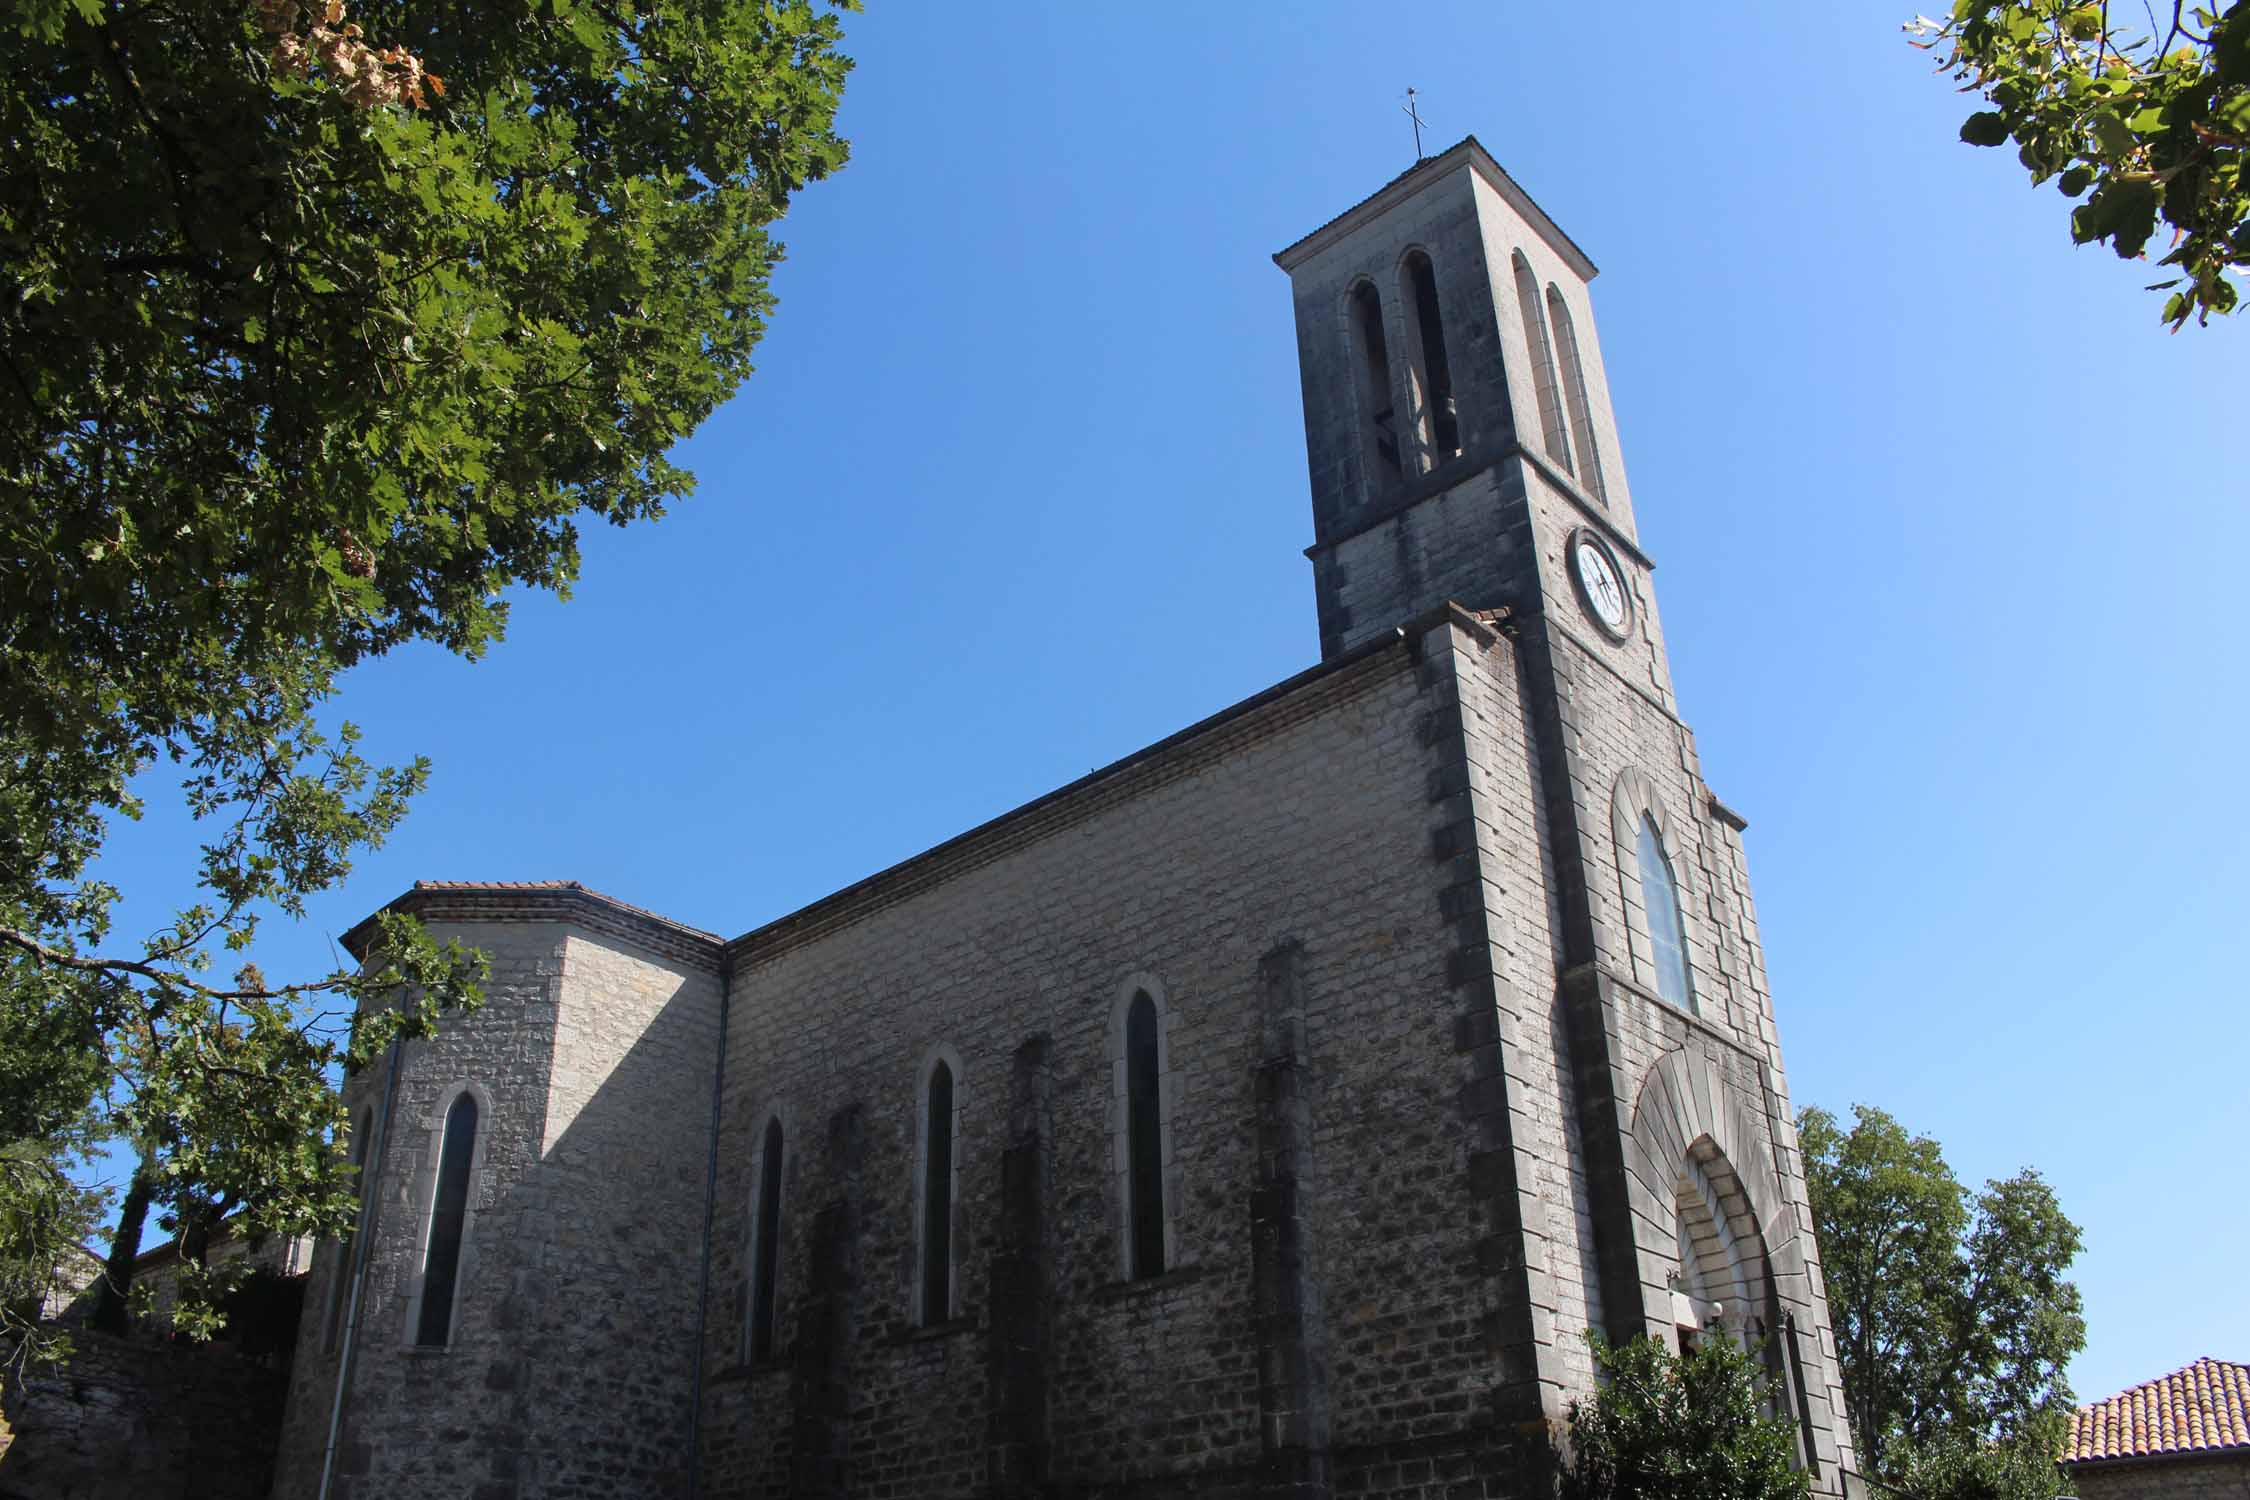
[2066,1355,2250,1466]
[341,880,724,968]
[1273,134,1598,281]
[723,604,1494,964]
[340,606,1503,980]
[2064,1443,2250,1471]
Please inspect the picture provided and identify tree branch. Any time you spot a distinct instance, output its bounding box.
[0,924,355,1003]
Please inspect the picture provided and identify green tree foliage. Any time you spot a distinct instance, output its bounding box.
[1911,1,2250,327]
[0,1136,104,1382]
[1799,1106,2085,1498]
[1895,1431,2080,1500]
[1562,1332,1811,1500]
[0,0,852,1372]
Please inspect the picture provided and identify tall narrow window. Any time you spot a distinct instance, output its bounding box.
[1546,286,1607,504]
[1512,252,1571,472]
[415,1091,477,1347]
[920,1060,955,1325]
[1348,280,1401,485]
[1636,815,1693,1011]
[323,1109,374,1353]
[747,1116,784,1360]
[1125,991,1165,1278]
[1401,251,1460,465]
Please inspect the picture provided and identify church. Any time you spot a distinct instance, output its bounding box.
[271,137,1866,1500]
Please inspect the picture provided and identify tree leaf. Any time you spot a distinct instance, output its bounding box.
[1961,110,2013,146]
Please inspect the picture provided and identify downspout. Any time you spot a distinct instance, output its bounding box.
[685,959,733,1500]
[317,1030,405,1500]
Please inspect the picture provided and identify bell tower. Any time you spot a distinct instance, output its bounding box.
[1276,141,1865,1491]
[1275,136,1657,687]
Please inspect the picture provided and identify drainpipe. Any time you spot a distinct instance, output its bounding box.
[316,1031,405,1500]
[685,960,733,1500]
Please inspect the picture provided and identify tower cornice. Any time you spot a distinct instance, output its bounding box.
[1272,134,1598,281]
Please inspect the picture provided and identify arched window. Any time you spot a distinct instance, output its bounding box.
[415,1091,477,1347]
[1400,250,1460,466]
[918,1058,956,1325]
[1348,279,1401,486]
[1512,252,1571,472]
[1636,814,1693,1012]
[746,1115,784,1361]
[1125,990,1166,1279]
[1546,285,1607,504]
[323,1108,374,1353]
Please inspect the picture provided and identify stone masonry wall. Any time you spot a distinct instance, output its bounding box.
[2072,1455,2250,1500]
[1514,527,1860,1488]
[0,1327,286,1500]
[699,629,1560,1499]
[1441,616,1602,1403]
[270,918,722,1500]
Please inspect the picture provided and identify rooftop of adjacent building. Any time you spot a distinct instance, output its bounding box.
[2066,1356,2250,1466]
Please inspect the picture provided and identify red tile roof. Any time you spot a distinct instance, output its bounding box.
[2067,1358,2250,1464]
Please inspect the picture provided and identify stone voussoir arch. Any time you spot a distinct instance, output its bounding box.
[1623,1047,1807,1338]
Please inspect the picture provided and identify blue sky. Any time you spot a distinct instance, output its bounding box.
[89,1,2244,1407]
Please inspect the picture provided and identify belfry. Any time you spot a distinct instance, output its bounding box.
[274,138,1864,1500]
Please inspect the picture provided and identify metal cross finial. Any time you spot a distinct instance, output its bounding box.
[1403,87,1426,161]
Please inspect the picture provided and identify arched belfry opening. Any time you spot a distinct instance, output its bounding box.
[1347,279,1401,488]
[1512,250,1571,473]
[1399,250,1460,466]
[1546,285,1606,504]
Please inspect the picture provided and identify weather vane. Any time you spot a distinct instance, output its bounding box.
[1403,87,1426,161]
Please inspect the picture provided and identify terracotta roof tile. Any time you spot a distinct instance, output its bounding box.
[2067,1358,2250,1463]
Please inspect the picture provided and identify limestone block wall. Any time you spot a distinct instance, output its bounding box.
[1436,615,1602,1405]
[271,910,722,1500]
[1283,154,1517,556]
[2072,1455,2250,1500]
[1317,465,1528,658]
[697,626,1563,1499]
[1468,174,1638,545]
[1509,580,1860,1488]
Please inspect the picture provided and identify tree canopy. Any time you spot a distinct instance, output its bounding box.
[1799,1105,2085,1500]
[0,0,851,1364]
[1561,1333,1811,1500]
[1913,1,2249,327]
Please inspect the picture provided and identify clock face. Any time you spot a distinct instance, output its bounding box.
[1572,534,1631,634]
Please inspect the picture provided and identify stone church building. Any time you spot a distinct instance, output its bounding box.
[273,138,1866,1499]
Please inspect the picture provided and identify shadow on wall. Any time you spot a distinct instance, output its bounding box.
[304,950,719,1500]
[0,1326,289,1500]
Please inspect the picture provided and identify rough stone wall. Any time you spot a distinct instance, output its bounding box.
[1466,174,1637,545]
[1441,617,1601,1402]
[1512,545,1860,1486]
[2072,1456,2250,1500]
[0,1327,285,1500]
[699,633,1553,1499]
[1318,465,1527,660]
[269,918,721,1500]
[1285,156,1515,571]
